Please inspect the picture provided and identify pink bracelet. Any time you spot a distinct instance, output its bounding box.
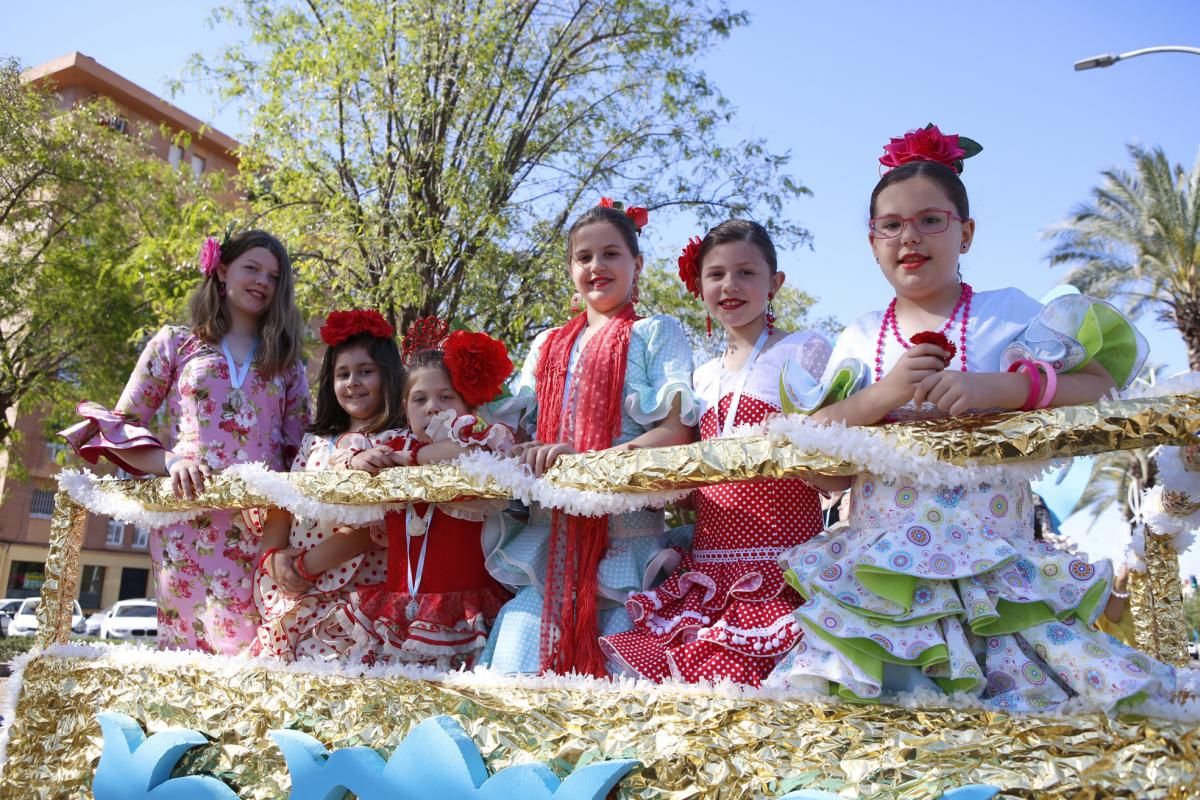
[1033,359,1058,408]
[1007,359,1042,411]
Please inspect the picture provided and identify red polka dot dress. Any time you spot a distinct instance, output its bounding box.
[601,331,833,685]
[312,431,512,668]
[251,430,398,661]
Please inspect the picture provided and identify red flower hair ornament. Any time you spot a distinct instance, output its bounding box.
[320,309,396,347]
[403,316,514,407]
[677,236,703,298]
[879,123,982,175]
[599,196,650,233]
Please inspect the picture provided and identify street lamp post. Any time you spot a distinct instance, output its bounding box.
[1075,45,1200,71]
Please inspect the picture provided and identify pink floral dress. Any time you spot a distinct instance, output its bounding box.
[63,325,309,654]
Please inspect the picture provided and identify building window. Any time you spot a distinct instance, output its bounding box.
[29,489,56,518]
[132,526,150,549]
[191,154,206,176]
[106,519,125,547]
[7,561,46,597]
[105,115,130,135]
[79,565,106,609]
[45,441,68,464]
[168,143,183,167]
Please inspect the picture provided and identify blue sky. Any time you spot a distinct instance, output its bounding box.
[5,1,1199,572]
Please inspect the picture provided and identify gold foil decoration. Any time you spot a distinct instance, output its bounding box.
[3,653,1200,800]
[1130,529,1192,667]
[35,492,87,649]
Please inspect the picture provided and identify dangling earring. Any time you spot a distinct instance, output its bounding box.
[217,281,226,297]
[570,292,582,312]
[765,292,776,335]
[705,314,713,338]
[631,281,640,305]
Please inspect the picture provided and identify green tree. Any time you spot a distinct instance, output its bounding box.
[1045,144,1200,371]
[192,0,812,342]
[0,59,225,450]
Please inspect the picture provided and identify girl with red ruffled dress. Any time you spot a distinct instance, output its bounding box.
[601,219,844,685]
[321,317,516,668]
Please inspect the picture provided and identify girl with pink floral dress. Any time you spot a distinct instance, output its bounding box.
[62,230,309,654]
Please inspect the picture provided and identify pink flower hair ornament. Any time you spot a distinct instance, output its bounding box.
[198,236,222,277]
[879,123,983,175]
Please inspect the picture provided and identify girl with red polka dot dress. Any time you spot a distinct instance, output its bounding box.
[601,220,845,686]
[326,317,516,669]
[767,126,1176,713]
[253,310,408,661]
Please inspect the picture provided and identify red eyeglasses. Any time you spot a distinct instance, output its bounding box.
[868,208,964,239]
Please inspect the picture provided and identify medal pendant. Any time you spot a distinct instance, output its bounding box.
[408,514,427,537]
[405,599,419,621]
[228,388,245,411]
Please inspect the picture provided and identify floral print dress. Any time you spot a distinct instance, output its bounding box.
[64,325,309,654]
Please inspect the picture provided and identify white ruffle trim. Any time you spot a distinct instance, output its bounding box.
[228,463,389,526]
[624,380,699,427]
[59,470,204,528]
[767,415,1057,487]
[3,643,1199,726]
[1141,486,1199,552]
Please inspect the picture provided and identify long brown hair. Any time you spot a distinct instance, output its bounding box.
[188,229,304,379]
[309,333,406,436]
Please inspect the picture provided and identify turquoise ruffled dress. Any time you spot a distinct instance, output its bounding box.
[478,315,698,674]
[766,289,1178,712]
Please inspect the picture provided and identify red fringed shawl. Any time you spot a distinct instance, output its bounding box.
[533,303,639,676]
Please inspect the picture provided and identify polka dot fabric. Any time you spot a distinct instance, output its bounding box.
[602,333,830,686]
[251,430,399,661]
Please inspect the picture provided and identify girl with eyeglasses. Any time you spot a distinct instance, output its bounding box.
[765,125,1178,713]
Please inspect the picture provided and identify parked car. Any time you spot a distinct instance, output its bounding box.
[0,598,26,637]
[85,609,108,637]
[8,598,85,636]
[99,599,157,641]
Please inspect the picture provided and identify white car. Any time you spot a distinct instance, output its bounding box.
[99,599,157,640]
[84,610,107,637]
[8,598,85,636]
[0,598,25,636]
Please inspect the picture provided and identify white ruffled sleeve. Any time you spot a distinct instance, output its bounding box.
[623,315,698,426]
[1001,294,1149,389]
[480,327,552,437]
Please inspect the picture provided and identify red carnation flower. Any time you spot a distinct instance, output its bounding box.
[880,124,980,174]
[625,205,649,232]
[910,330,957,366]
[598,196,615,208]
[677,236,703,298]
[443,330,514,408]
[320,309,395,347]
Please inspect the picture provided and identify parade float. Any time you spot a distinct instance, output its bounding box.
[1,390,1199,799]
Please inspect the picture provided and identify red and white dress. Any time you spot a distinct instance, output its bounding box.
[315,431,512,668]
[601,331,832,685]
[252,430,397,661]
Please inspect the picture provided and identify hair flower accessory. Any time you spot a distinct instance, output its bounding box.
[910,330,957,366]
[677,236,703,298]
[401,316,451,364]
[879,123,982,175]
[320,309,396,347]
[599,196,650,233]
[199,236,222,277]
[443,330,514,407]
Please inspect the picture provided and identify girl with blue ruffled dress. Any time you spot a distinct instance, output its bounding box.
[479,201,697,676]
[767,126,1177,712]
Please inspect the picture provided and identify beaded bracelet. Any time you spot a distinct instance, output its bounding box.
[292,551,320,583]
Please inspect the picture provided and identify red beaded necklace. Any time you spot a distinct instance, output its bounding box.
[874,282,973,382]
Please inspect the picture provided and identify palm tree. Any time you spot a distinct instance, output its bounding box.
[1044,144,1200,372]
